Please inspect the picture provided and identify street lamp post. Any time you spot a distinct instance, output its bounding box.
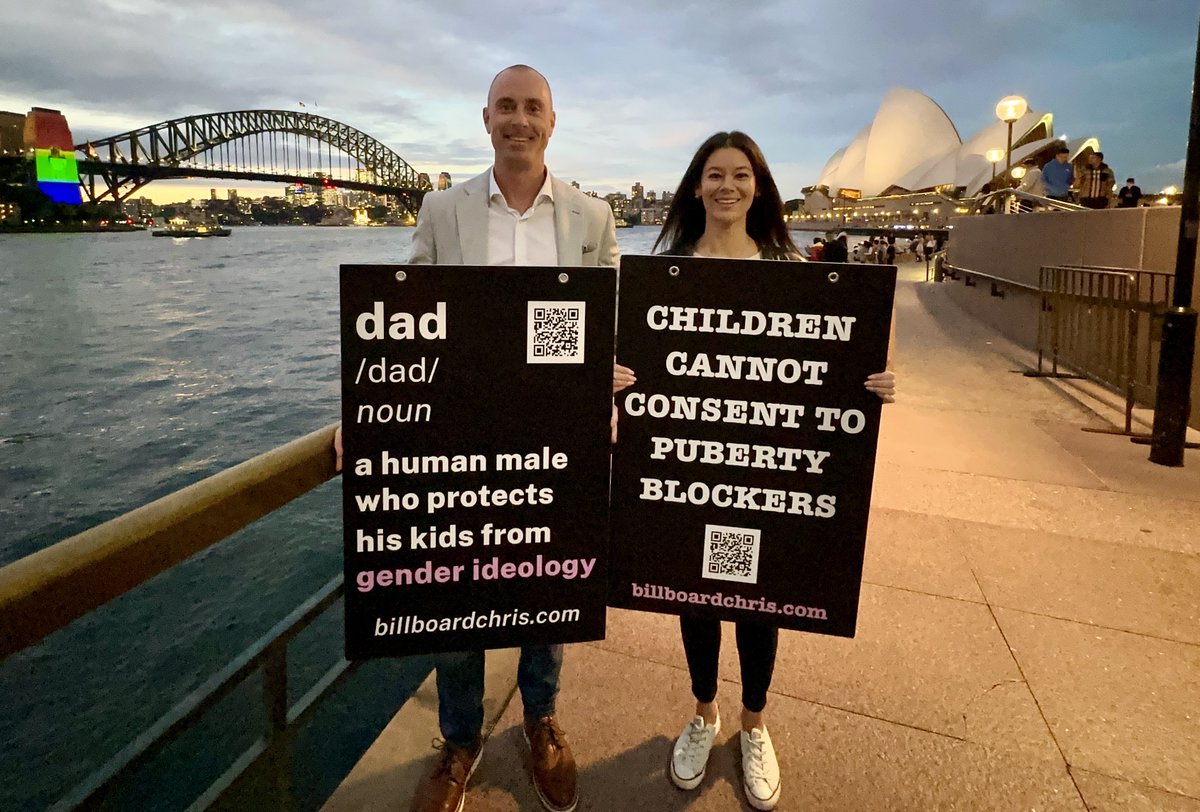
[995,96,1028,187]
[985,148,1005,187]
[1149,15,1200,466]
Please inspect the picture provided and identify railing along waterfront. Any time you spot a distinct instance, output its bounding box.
[1035,265,1175,434]
[942,261,1176,435]
[0,423,346,809]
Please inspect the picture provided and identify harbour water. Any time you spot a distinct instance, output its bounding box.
[0,224,662,809]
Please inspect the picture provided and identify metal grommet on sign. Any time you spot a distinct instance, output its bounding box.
[669,265,681,276]
[558,272,569,283]
[395,270,407,282]
[827,271,840,284]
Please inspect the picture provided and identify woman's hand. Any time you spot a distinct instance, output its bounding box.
[611,403,619,444]
[864,371,896,403]
[613,361,636,394]
[333,425,344,472]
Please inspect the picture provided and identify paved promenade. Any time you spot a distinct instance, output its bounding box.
[327,262,1200,811]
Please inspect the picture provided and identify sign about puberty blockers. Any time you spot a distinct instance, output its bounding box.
[609,255,896,637]
[340,265,615,659]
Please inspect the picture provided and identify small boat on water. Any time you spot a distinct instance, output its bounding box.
[152,224,232,238]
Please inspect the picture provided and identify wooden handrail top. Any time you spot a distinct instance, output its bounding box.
[0,423,340,661]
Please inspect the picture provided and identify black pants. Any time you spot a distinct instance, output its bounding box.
[679,616,779,713]
[1081,197,1109,209]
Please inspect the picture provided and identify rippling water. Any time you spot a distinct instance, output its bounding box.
[0,224,663,809]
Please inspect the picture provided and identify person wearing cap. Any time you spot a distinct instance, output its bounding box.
[1041,146,1074,201]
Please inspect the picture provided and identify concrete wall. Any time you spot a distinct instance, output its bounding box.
[944,206,1200,428]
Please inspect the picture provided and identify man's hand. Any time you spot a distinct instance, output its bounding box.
[333,425,343,472]
[864,371,896,403]
[613,361,636,394]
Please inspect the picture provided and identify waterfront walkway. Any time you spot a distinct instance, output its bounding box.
[325,261,1200,811]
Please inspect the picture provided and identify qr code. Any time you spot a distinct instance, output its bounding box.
[702,524,762,584]
[527,301,585,364]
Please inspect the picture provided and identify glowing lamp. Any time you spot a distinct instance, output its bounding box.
[985,148,1006,164]
[995,95,1028,123]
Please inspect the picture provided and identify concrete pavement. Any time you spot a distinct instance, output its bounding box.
[326,261,1200,811]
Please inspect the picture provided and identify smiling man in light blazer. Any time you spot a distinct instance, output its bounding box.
[405,64,618,812]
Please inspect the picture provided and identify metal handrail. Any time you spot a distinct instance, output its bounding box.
[51,577,359,811]
[941,262,1041,294]
[0,423,339,659]
[0,422,345,809]
[972,188,1086,214]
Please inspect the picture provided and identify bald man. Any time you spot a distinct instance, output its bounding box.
[403,65,617,812]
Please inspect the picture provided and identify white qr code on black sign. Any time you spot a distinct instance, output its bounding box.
[702,524,762,584]
[527,301,586,364]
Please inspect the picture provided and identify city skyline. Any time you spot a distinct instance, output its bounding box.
[0,0,1195,204]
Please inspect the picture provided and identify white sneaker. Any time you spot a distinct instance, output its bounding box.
[669,714,720,790]
[740,726,781,810]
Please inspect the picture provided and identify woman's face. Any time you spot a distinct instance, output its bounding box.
[696,147,757,226]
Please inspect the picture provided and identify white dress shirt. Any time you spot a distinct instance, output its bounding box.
[487,168,558,266]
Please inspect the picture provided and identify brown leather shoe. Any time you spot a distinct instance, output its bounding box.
[410,739,482,812]
[523,716,578,812]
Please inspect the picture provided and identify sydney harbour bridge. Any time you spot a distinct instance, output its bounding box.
[58,109,432,213]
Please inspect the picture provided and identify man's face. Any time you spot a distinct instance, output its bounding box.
[1056,152,1069,163]
[1088,154,1101,167]
[483,69,555,165]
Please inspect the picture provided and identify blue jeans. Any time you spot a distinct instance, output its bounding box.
[436,644,563,749]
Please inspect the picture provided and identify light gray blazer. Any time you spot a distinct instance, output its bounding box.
[408,169,619,268]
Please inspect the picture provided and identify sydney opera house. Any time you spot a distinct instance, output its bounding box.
[806,88,1099,207]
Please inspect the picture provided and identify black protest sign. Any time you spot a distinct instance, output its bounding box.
[609,255,895,637]
[340,265,615,659]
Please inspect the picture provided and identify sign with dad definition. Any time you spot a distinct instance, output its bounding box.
[609,255,895,638]
[340,265,615,659]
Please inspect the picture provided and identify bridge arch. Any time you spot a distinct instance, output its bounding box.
[76,110,433,204]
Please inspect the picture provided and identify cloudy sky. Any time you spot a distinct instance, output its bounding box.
[1,0,1195,202]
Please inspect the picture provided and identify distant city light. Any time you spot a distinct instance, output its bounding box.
[1161,185,1179,195]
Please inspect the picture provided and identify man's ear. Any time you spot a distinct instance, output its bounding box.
[483,106,491,133]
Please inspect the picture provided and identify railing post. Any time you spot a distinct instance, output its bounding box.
[262,641,292,810]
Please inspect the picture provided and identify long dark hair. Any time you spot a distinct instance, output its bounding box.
[653,131,799,258]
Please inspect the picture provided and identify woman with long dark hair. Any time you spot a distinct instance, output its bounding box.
[621,131,895,810]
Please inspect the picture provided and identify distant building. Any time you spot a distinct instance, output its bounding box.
[0,201,20,223]
[228,189,238,200]
[631,182,643,202]
[23,107,82,205]
[0,111,25,154]
[604,192,629,218]
[210,188,218,200]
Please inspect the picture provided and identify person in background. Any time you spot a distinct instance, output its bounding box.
[626,130,895,810]
[1078,151,1116,210]
[1017,158,1044,197]
[808,236,825,261]
[1117,178,1143,208]
[1041,146,1074,202]
[822,230,849,263]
